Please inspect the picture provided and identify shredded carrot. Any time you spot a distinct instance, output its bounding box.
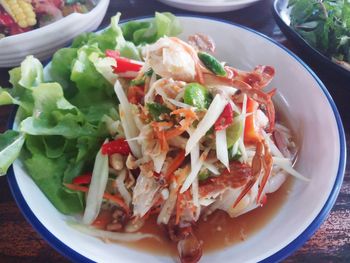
[175,194,183,224]
[152,122,170,152]
[171,108,197,118]
[163,109,197,139]
[165,150,185,178]
[139,107,149,121]
[175,190,193,225]
[156,129,169,152]
[164,127,186,139]
[174,165,190,186]
[151,121,173,129]
[64,184,130,214]
[170,166,190,225]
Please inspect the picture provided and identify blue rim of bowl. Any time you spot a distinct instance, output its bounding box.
[6,14,346,263]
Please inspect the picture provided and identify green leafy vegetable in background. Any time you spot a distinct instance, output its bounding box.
[122,12,182,45]
[289,0,350,69]
[0,12,182,214]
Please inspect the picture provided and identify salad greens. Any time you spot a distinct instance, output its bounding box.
[289,0,350,68]
[147,103,172,121]
[0,12,181,214]
[122,12,182,45]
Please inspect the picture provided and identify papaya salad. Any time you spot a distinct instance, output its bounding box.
[0,13,308,263]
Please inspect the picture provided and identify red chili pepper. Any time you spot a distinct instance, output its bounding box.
[214,103,234,131]
[101,138,131,156]
[72,173,92,185]
[9,24,31,35]
[105,50,142,74]
[127,85,144,104]
[0,11,14,27]
[114,57,143,74]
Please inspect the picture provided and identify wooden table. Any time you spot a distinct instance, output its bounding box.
[0,0,349,262]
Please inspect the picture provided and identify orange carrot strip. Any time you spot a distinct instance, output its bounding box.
[171,108,197,118]
[64,184,130,214]
[165,150,186,178]
[175,193,183,225]
[164,127,185,139]
[157,129,169,152]
[152,121,173,129]
[244,97,262,143]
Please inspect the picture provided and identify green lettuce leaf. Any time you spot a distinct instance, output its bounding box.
[122,12,182,45]
[25,153,84,214]
[0,131,25,176]
[71,45,111,91]
[20,83,99,138]
[18,55,44,89]
[4,56,45,117]
[50,48,78,98]
[0,87,20,105]
[0,11,181,215]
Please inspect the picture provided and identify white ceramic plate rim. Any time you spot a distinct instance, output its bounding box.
[158,0,261,7]
[0,0,108,45]
[6,15,346,263]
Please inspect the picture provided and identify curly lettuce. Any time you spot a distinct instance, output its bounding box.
[0,12,182,214]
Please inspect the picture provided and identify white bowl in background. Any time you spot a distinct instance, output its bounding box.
[7,16,346,263]
[157,0,262,12]
[0,0,109,68]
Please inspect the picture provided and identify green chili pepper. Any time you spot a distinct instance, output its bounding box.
[184,83,212,109]
[198,52,227,77]
[198,169,210,181]
[130,77,145,86]
[226,118,243,148]
[147,103,171,121]
[228,147,242,161]
[145,68,154,76]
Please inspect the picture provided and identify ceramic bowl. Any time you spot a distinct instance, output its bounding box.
[272,0,350,79]
[7,16,346,263]
[0,0,109,68]
[157,0,262,13]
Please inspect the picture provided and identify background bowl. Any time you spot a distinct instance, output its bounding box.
[272,0,350,79]
[157,0,262,13]
[7,16,345,262]
[0,0,109,68]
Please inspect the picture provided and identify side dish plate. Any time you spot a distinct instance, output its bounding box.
[157,0,262,13]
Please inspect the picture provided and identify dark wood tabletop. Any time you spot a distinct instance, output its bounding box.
[0,0,349,262]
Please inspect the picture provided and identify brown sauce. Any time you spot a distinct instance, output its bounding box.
[119,177,294,256]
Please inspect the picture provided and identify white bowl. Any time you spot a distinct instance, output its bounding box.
[0,0,109,68]
[7,16,346,262]
[157,0,262,13]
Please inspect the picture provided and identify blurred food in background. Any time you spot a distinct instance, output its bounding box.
[0,0,98,39]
